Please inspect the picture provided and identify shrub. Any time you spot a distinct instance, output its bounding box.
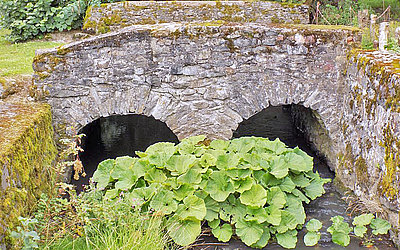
[0,0,117,42]
[92,135,331,248]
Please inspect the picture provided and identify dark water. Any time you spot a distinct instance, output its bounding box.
[76,107,395,249]
[73,114,179,193]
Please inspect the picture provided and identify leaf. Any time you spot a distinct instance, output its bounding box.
[276,210,298,233]
[236,219,264,246]
[167,215,201,246]
[291,188,310,204]
[111,156,136,179]
[126,185,157,206]
[228,137,255,153]
[291,174,311,188]
[150,190,178,215]
[242,153,262,170]
[208,219,220,229]
[199,153,217,167]
[244,207,268,224]
[279,176,296,193]
[354,225,367,237]
[144,168,167,183]
[176,195,206,220]
[353,213,374,226]
[92,159,115,190]
[327,216,351,247]
[258,172,281,188]
[276,229,298,249]
[104,189,119,200]
[239,184,267,208]
[262,138,289,155]
[232,176,253,193]
[181,135,207,145]
[205,171,235,202]
[173,184,195,201]
[267,187,286,208]
[145,142,176,156]
[216,153,240,170]
[286,195,306,225]
[251,227,270,248]
[327,216,352,234]
[220,196,247,223]
[166,155,197,176]
[330,232,350,247]
[269,156,289,179]
[286,151,312,172]
[210,139,230,150]
[177,167,202,184]
[370,218,391,235]
[204,196,220,221]
[304,231,320,246]
[265,205,282,226]
[304,178,328,200]
[306,219,323,232]
[292,147,314,167]
[178,135,206,155]
[212,224,233,242]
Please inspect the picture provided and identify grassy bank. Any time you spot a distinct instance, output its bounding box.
[0,29,62,77]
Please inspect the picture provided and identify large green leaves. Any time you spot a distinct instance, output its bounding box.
[276,230,298,249]
[236,219,264,246]
[176,195,206,221]
[91,136,331,249]
[205,171,235,202]
[240,184,267,208]
[304,219,322,246]
[370,218,391,235]
[93,159,115,190]
[166,155,197,176]
[167,215,201,246]
[327,216,351,247]
[212,224,233,242]
[150,190,178,215]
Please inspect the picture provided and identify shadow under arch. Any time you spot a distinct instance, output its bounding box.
[233,104,333,177]
[72,114,179,192]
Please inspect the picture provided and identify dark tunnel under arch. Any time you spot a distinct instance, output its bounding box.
[72,114,179,192]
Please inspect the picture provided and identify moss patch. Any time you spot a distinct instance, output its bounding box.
[0,102,57,246]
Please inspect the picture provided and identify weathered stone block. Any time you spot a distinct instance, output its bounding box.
[0,102,57,247]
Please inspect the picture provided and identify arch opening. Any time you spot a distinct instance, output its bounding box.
[72,114,179,193]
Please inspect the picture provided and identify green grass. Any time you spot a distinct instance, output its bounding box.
[0,29,63,77]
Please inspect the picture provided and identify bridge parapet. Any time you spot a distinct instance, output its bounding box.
[83,1,309,34]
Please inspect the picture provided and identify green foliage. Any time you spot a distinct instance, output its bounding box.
[352,213,374,237]
[327,216,352,247]
[93,136,331,248]
[10,217,40,250]
[304,218,322,246]
[319,0,360,26]
[370,217,391,235]
[0,0,118,42]
[29,186,173,250]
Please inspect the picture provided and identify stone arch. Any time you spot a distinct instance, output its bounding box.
[34,22,354,170]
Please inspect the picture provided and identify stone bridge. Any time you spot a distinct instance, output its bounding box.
[33,1,400,244]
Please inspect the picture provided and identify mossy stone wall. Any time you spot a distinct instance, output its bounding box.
[0,102,57,247]
[339,51,400,245]
[83,1,309,34]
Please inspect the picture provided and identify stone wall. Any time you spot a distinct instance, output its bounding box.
[0,102,57,246]
[83,1,309,34]
[341,51,400,243]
